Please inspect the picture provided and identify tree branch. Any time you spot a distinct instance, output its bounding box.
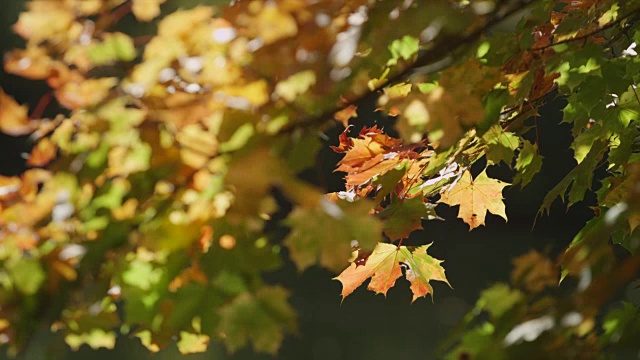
[531,7,640,51]
[276,0,539,135]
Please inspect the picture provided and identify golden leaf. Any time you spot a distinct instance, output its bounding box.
[132,0,168,22]
[439,170,510,230]
[0,89,34,136]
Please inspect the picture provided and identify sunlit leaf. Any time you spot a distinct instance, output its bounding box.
[514,140,543,187]
[439,170,510,230]
[0,89,34,136]
[132,0,167,22]
[334,243,450,302]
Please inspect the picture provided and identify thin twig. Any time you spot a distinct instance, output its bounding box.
[30,92,52,120]
[531,7,640,51]
[276,0,539,135]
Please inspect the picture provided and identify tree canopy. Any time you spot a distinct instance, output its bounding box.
[1,0,640,358]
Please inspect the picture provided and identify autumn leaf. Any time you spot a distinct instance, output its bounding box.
[55,77,117,110]
[225,145,284,216]
[332,126,413,187]
[132,0,167,22]
[439,170,510,230]
[27,138,57,167]
[13,3,74,43]
[248,3,298,45]
[0,89,34,136]
[0,175,21,202]
[4,47,56,80]
[334,243,450,303]
[334,105,357,127]
[177,332,209,354]
[333,125,403,172]
[274,71,316,102]
[511,251,558,293]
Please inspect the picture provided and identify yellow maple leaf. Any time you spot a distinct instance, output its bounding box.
[439,169,509,230]
[0,89,34,136]
[132,0,167,22]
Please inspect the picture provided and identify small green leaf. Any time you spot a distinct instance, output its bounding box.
[177,331,209,354]
[514,140,543,188]
[9,259,46,295]
[476,283,523,319]
[122,259,163,291]
[539,139,606,215]
[87,32,137,66]
[65,329,116,351]
[482,125,520,166]
[387,35,419,66]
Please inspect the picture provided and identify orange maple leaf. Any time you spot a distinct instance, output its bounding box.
[334,105,358,127]
[0,89,35,136]
[439,169,510,230]
[332,126,412,188]
[334,243,450,303]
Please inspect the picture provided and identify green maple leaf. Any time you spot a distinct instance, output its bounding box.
[284,197,382,272]
[539,139,606,215]
[373,162,407,203]
[514,140,543,187]
[218,286,296,354]
[477,283,524,319]
[482,125,520,166]
[378,195,441,240]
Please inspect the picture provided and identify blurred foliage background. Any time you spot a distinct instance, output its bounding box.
[0,0,607,359]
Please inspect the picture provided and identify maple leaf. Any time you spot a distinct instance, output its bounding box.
[55,77,117,110]
[482,125,520,166]
[378,195,441,240]
[177,332,209,354]
[439,170,509,230]
[330,126,354,153]
[511,250,558,293]
[334,105,358,127]
[218,286,296,354]
[132,0,167,22]
[13,3,74,43]
[249,3,298,45]
[334,243,450,303]
[332,126,413,188]
[27,138,57,167]
[334,125,403,172]
[0,89,35,136]
[284,197,381,272]
[514,140,543,187]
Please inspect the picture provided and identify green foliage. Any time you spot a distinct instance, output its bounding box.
[1,0,640,357]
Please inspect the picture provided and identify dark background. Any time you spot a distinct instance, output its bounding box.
[0,1,596,359]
